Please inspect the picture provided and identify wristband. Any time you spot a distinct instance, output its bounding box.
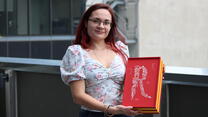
[104,105,114,117]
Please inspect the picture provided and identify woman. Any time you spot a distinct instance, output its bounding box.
[60,3,141,117]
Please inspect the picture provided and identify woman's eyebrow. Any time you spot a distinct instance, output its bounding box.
[92,17,111,21]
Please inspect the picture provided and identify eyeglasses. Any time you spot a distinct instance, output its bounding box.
[88,18,112,26]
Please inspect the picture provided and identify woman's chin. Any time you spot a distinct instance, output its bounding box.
[92,35,107,40]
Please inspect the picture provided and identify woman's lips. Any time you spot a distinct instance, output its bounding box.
[95,29,105,34]
[96,32,104,34]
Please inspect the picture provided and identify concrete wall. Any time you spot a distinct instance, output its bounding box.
[138,0,208,68]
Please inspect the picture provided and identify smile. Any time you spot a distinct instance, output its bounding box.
[95,30,105,34]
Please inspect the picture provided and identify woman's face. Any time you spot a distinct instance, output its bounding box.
[86,9,112,42]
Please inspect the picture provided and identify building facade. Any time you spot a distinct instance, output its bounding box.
[1,0,207,68]
[138,0,208,68]
[0,0,139,60]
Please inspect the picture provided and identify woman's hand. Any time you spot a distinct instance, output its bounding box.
[108,105,142,116]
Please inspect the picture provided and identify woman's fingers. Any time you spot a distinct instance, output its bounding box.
[114,105,143,116]
[128,109,142,116]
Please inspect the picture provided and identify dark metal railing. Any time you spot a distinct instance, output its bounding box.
[0,57,208,117]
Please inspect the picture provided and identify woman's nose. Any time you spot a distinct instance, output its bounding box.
[97,22,105,28]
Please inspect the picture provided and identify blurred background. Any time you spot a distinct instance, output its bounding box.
[0,0,208,117]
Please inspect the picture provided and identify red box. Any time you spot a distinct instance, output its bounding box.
[122,57,165,113]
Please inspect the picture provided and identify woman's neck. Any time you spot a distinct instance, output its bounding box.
[90,40,108,50]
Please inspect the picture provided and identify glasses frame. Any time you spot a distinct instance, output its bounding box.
[88,18,112,27]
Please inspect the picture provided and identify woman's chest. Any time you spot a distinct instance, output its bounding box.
[83,55,126,86]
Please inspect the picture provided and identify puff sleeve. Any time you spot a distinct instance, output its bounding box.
[60,45,86,85]
[116,41,130,57]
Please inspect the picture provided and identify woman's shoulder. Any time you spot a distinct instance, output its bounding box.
[115,41,129,56]
[115,41,128,50]
[67,44,82,50]
[66,44,83,55]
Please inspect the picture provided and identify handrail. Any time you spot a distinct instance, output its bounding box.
[0,57,60,74]
[0,35,75,42]
[165,66,208,76]
[0,35,136,44]
[0,57,60,66]
[0,57,208,76]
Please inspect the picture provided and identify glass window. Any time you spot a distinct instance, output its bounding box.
[1,0,85,36]
[17,0,28,35]
[7,0,17,35]
[71,0,84,34]
[52,0,70,35]
[30,0,50,35]
[0,0,6,36]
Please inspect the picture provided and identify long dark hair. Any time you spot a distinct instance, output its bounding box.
[74,3,128,64]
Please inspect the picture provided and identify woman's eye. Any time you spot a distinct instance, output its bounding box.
[104,22,111,25]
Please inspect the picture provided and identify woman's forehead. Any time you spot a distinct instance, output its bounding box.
[90,9,112,20]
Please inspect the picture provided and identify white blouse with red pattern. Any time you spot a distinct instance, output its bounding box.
[60,41,129,112]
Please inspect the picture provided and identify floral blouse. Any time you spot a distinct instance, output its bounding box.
[60,41,129,112]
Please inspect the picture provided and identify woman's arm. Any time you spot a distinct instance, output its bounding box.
[69,80,141,116]
[69,80,107,112]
